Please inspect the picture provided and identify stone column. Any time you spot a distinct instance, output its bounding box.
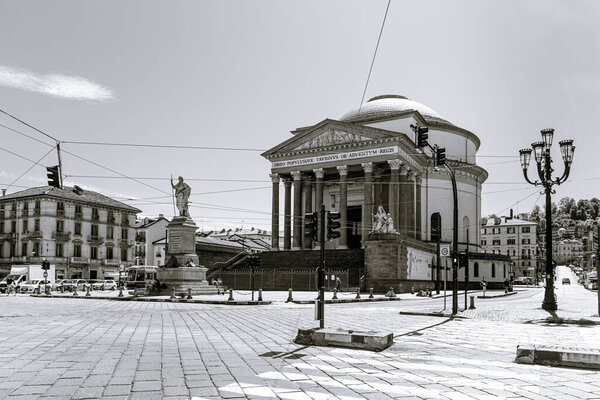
[283,177,292,250]
[387,160,401,232]
[373,168,382,209]
[399,165,409,236]
[337,165,348,249]
[291,171,303,250]
[313,168,325,249]
[361,162,373,245]
[408,171,416,239]
[303,176,313,249]
[270,173,280,251]
[415,174,422,241]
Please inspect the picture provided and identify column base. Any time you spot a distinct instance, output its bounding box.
[292,246,301,251]
[336,245,348,250]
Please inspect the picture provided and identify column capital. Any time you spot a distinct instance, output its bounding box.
[269,173,280,184]
[408,170,417,181]
[399,165,409,175]
[291,171,302,181]
[336,165,348,176]
[388,159,402,171]
[302,175,314,184]
[282,177,292,187]
[361,162,373,174]
[313,168,325,179]
[415,174,423,184]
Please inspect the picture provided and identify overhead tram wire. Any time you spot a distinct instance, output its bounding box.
[4,146,57,191]
[61,141,265,152]
[0,108,60,143]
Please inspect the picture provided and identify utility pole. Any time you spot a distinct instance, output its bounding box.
[318,204,325,328]
[56,142,64,188]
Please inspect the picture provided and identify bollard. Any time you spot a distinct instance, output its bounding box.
[118,287,124,298]
[411,286,415,295]
[45,285,50,295]
[60,285,64,294]
[469,295,476,309]
[228,289,234,301]
[428,287,433,297]
[170,288,176,300]
[34,286,40,295]
[369,288,374,299]
[85,285,91,297]
[187,288,193,300]
[258,289,263,302]
[286,288,293,302]
[332,288,338,300]
[73,286,79,297]
[355,288,361,299]
[385,287,396,298]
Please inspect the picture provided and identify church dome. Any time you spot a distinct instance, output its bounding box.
[340,94,452,126]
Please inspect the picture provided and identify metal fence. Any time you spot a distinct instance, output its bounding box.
[215,268,356,291]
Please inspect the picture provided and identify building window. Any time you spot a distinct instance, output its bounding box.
[56,243,63,257]
[91,224,99,237]
[21,242,28,256]
[22,219,28,233]
[107,226,114,239]
[33,242,39,257]
[75,222,81,235]
[11,220,16,233]
[431,213,441,242]
[56,220,64,233]
[92,208,99,221]
[522,227,531,233]
[507,227,515,234]
[492,239,501,246]
[107,210,114,223]
[75,204,82,218]
[522,238,531,245]
[34,200,40,211]
[57,202,65,217]
[474,262,479,277]
[481,239,486,246]
[0,244,3,258]
[492,263,496,278]
[0,221,3,233]
[507,239,516,245]
[107,247,113,260]
[34,219,40,232]
[121,228,128,239]
[74,244,82,257]
[91,246,98,259]
[121,247,128,261]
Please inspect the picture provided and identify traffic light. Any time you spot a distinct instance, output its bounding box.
[247,255,260,268]
[304,212,317,242]
[458,251,468,269]
[46,165,60,188]
[416,126,429,148]
[327,211,341,240]
[435,146,446,167]
[41,260,50,270]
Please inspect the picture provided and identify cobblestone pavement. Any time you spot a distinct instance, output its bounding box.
[1,295,600,400]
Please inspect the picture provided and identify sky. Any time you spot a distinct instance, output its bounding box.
[1,0,600,230]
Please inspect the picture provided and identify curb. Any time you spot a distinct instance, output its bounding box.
[515,343,600,369]
[478,292,517,299]
[30,294,271,305]
[291,297,402,305]
[398,310,464,318]
[527,317,600,326]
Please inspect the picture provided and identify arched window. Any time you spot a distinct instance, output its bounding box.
[431,213,441,242]
[474,262,479,277]
[492,263,496,278]
[462,216,470,245]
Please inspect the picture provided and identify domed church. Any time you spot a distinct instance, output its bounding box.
[259,94,511,291]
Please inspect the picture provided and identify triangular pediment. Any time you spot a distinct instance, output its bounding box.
[262,119,397,157]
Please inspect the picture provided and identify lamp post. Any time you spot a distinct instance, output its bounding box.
[519,129,575,310]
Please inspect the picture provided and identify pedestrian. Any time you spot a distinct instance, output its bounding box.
[335,276,342,292]
[480,277,487,297]
[503,278,510,294]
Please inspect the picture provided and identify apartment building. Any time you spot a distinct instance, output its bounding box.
[0,186,141,280]
[480,216,538,278]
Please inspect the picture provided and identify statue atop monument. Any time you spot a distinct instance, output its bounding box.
[371,206,397,234]
[171,176,191,217]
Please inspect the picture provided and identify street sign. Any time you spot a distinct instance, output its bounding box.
[440,244,451,257]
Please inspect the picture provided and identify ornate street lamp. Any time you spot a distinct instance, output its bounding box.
[519,129,575,310]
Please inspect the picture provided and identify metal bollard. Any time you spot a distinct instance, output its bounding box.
[118,287,124,298]
[369,288,374,299]
[469,295,476,309]
[73,286,78,296]
[85,285,91,297]
[355,288,361,299]
[60,285,64,294]
[286,288,293,302]
[34,286,40,295]
[428,287,433,297]
[170,288,176,300]
[411,286,415,294]
[258,289,263,302]
[187,288,193,300]
[332,288,338,300]
[228,289,234,301]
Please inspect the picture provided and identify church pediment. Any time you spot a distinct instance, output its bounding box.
[293,129,371,150]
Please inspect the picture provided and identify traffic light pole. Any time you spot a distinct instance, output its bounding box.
[318,204,325,329]
[56,142,64,189]
[447,164,459,315]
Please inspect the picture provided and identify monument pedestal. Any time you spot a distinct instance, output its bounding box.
[158,216,218,295]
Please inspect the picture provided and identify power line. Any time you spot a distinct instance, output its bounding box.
[61,141,265,152]
[359,0,392,110]
[64,175,269,183]
[0,108,59,143]
[4,146,57,191]
[0,146,41,165]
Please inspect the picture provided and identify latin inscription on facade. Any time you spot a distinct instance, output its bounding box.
[272,146,399,169]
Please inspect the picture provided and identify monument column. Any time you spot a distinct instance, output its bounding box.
[291,171,303,250]
[361,162,373,245]
[313,168,325,249]
[415,174,422,241]
[303,176,314,249]
[408,171,416,238]
[283,177,292,250]
[387,160,401,231]
[399,165,409,236]
[270,173,280,250]
[336,165,348,249]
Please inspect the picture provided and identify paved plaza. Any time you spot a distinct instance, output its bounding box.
[1,286,600,400]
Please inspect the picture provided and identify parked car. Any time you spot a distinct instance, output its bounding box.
[20,279,45,293]
[61,279,87,292]
[92,280,117,291]
[562,278,570,285]
[513,277,534,285]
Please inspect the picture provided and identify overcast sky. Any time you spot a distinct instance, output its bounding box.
[1,0,599,230]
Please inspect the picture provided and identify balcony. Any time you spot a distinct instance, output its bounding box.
[71,257,89,264]
[25,231,42,239]
[135,234,146,243]
[120,239,134,247]
[104,259,121,266]
[52,231,71,241]
[107,217,116,225]
[21,210,29,218]
[87,235,104,244]
[57,210,65,218]
[92,214,100,221]
[74,212,82,220]
[0,232,16,240]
